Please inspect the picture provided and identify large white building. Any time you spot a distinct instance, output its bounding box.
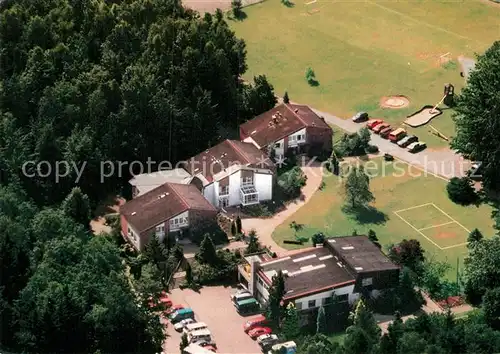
[239,236,400,323]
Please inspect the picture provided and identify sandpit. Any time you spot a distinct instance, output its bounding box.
[380,95,410,109]
[405,105,443,127]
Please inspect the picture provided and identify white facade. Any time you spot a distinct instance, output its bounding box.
[292,284,358,311]
[126,223,142,250]
[201,167,273,209]
[169,210,189,231]
[273,138,285,158]
[288,128,306,147]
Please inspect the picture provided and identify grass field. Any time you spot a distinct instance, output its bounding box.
[271,158,496,278]
[231,0,500,147]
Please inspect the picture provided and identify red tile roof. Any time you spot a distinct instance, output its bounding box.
[240,104,331,148]
[183,140,273,183]
[120,183,216,233]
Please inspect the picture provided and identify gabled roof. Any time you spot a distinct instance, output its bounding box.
[121,183,216,233]
[240,104,331,148]
[182,139,274,183]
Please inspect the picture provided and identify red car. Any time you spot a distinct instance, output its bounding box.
[373,123,390,134]
[380,127,393,139]
[164,304,184,316]
[367,119,383,130]
[248,327,272,339]
[243,314,267,333]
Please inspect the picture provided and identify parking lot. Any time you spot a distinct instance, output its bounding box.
[162,286,262,354]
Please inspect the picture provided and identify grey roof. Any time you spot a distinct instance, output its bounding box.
[327,236,400,273]
[259,247,355,300]
[129,168,192,196]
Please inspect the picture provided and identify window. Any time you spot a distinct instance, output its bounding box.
[362,278,373,286]
[219,197,229,208]
[295,302,303,310]
[156,225,164,232]
[322,297,333,306]
[219,185,229,195]
[275,142,281,148]
[308,300,316,308]
[241,176,253,186]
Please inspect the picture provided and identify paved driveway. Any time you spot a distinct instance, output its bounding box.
[163,286,262,354]
[242,160,323,256]
[312,108,471,180]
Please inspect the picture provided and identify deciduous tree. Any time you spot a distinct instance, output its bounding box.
[446,177,478,205]
[343,165,374,210]
[451,41,500,191]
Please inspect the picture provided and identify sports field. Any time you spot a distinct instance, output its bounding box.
[231,0,500,147]
[271,158,495,278]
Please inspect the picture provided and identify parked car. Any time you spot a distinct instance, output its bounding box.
[174,318,196,332]
[380,127,393,139]
[248,327,272,339]
[257,334,279,345]
[389,128,407,142]
[397,135,418,148]
[261,338,281,352]
[467,162,483,181]
[170,308,195,323]
[192,339,217,349]
[243,314,268,333]
[373,123,390,133]
[367,119,383,130]
[203,345,216,353]
[230,289,251,301]
[407,141,426,153]
[165,304,185,316]
[352,112,369,122]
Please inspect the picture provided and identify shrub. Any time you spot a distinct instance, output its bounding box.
[241,204,272,217]
[311,232,325,246]
[319,181,326,190]
[283,91,290,103]
[365,145,379,154]
[305,67,318,86]
[447,177,478,205]
[278,166,307,199]
[231,0,242,17]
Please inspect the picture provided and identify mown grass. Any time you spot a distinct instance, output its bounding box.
[231,0,500,148]
[271,158,496,278]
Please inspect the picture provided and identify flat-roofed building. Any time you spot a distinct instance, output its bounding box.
[238,236,400,325]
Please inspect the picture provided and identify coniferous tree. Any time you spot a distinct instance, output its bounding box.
[317,305,328,334]
[236,216,242,234]
[283,91,290,104]
[267,270,286,327]
[282,302,300,340]
[196,234,218,266]
[61,187,91,229]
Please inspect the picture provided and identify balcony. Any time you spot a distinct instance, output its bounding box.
[240,185,259,206]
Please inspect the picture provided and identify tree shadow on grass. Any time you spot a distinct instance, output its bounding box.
[342,205,389,225]
[229,10,247,21]
[283,1,295,7]
[308,79,320,87]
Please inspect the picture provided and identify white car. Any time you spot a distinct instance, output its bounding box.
[230,289,251,300]
[174,318,196,332]
[257,333,279,345]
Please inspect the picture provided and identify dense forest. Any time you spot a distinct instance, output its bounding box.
[0,0,276,207]
[0,0,276,352]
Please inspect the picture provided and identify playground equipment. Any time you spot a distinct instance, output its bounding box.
[429,125,449,142]
[404,84,453,127]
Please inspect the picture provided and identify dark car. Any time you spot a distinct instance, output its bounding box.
[467,162,483,181]
[380,127,393,139]
[352,112,369,123]
[397,135,418,148]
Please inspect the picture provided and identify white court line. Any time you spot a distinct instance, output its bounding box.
[441,242,468,250]
[418,221,456,231]
[305,0,317,4]
[394,203,434,214]
[394,211,443,250]
[431,203,471,233]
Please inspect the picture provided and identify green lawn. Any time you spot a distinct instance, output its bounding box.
[231,0,500,147]
[271,158,496,278]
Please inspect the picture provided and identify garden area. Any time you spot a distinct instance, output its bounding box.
[231,0,500,147]
[271,157,495,278]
